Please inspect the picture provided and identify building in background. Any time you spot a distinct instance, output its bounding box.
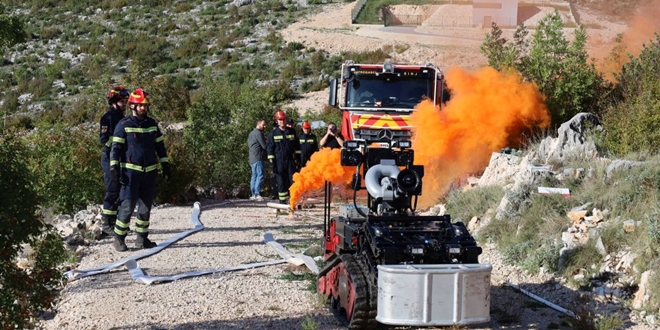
[472,0,519,27]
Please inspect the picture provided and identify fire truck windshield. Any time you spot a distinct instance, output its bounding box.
[346,76,431,109]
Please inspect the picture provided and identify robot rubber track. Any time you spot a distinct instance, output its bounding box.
[318,254,375,329]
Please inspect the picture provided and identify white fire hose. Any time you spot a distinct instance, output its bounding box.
[64,201,318,285]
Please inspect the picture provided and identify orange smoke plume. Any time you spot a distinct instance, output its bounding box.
[411,66,550,207]
[289,148,355,209]
[593,0,660,80]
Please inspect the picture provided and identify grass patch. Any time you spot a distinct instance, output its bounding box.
[278,270,318,293]
[301,315,320,330]
[283,241,315,250]
[445,185,505,223]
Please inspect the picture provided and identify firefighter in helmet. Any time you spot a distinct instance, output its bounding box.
[266,110,300,204]
[109,88,170,251]
[98,86,130,239]
[298,120,318,170]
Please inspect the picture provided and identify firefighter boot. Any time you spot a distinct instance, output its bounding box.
[135,234,157,249]
[97,215,115,240]
[113,234,128,252]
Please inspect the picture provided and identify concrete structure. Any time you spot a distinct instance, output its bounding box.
[473,0,519,28]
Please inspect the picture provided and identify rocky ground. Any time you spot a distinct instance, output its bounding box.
[37,196,655,330]
[37,200,566,330]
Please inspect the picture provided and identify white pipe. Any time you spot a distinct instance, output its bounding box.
[65,201,208,279]
[266,202,292,210]
[65,202,319,285]
[491,273,575,318]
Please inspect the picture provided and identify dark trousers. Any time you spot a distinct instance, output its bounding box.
[114,170,157,238]
[101,153,120,219]
[275,159,296,204]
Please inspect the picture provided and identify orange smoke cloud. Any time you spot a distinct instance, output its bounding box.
[411,66,550,207]
[593,0,660,79]
[289,148,355,209]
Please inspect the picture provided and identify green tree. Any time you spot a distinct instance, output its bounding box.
[480,11,606,125]
[600,34,660,155]
[0,4,27,56]
[185,76,295,194]
[480,22,529,71]
[26,127,104,214]
[0,136,67,329]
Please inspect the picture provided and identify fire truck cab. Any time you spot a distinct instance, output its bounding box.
[328,59,449,143]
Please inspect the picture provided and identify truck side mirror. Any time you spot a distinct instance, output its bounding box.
[328,78,338,107]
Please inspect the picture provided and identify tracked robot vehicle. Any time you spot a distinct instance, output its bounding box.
[317,138,492,329]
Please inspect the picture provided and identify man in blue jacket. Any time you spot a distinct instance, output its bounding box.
[110,88,170,251]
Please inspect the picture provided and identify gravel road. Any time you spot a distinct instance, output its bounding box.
[40,198,656,330]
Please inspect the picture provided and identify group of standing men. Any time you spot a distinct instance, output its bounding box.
[248,110,344,205]
[99,86,170,252]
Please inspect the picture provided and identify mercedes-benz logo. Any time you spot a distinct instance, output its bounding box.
[377,129,393,142]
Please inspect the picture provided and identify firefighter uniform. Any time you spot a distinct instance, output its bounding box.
[110,88,169,251]
[298,131,318,169]
[99,87,129,238]
[267,114,300,204]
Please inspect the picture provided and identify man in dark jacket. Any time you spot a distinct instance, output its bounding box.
[248,119,267,201]
[267,110,300,204]
[298,120,318,169]
[320,122,344,149]
[98,86,129,239]
[110,88,170,252]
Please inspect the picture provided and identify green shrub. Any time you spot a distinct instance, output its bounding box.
[80,54,110,81]
[521,239,562,274]
[0,136,67,330]
[127,34,170,69]
[480,13,607,126]
[44,58,70,79]
[29,75,54,100]
[40,26,62,40]
[600,35,660,155]
[561,244,601,279]
[7,114,34,131]
[173,35,206,58]
[26,127,103,214]
[0,89,19,114]
[342,48,391,64]
[145,75,191,123]
[301,315,320,330]
[280,59,310,80]
[445,185,504,222]
[174,3,194,13]
[156,129,198,204]
[34,105,64,128]
[185,77,295,193]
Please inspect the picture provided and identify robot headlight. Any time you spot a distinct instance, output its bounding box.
[341,149,363,166]
[445,244,462,255]
[396,168,420,194]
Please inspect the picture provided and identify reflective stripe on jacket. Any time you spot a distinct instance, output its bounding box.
[110,115,168,172]
[267,126,300,162]
[99,107,125,156]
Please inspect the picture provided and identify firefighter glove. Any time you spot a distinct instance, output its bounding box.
[161,163,171,180]
[109,166,119,183]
